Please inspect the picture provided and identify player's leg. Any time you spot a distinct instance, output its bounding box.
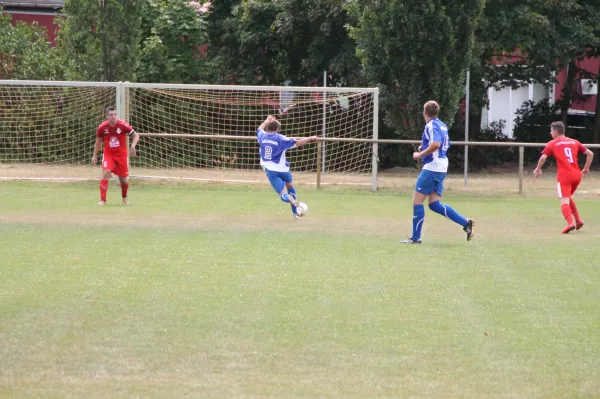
[285,183,299,216]
[281,173,299,217]
[401,171,431,244]
[113,158,130,204]
[557,182,575,233]
[568,181,583,230]
[427,172,474,241]
[118,176,129,204]
[99,155,114,205]
[265,170,298,206]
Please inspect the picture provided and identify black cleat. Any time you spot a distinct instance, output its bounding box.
[400,237,422,244]
[464,219,475,241]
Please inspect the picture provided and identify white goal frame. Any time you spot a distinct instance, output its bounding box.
[0,80,380,190]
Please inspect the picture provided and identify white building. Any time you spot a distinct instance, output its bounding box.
[481,83,554,138]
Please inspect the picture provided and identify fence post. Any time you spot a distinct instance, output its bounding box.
[518,146,524,194]
[464,69,470,188]
[116,82,123,117]
[371,90,379,191]
[322,71,327,174]
[316,140,322,189]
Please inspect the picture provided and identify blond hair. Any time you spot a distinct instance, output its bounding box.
[550,121,565,135]
[266,119,281,132]
[423,101,440,118]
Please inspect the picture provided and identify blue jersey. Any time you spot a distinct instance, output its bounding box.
[421,118,450,173]
[257,128,297,172]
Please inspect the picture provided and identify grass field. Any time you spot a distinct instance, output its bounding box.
[1,181,599,398]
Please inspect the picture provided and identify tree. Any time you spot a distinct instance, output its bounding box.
[468,0,600,130]
[0,13,63,80]
[347,0,485,136]
[207,0,363,86]
[56,0,142,81]
[136,0,211,83]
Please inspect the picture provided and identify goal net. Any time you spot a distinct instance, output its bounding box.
[0,80,378,187]
[0,81,116,165]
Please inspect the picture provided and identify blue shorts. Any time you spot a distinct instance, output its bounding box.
[265,170,293,193]
[415,169,446,196]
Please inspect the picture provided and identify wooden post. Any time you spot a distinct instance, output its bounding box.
[316,140,322,189]
[518,146,524,195]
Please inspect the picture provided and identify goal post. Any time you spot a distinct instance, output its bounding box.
[0,80,379,189]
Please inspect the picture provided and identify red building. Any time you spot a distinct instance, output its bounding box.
[1,0,63,45]
[482,53,599,137]
[554,57,600,113]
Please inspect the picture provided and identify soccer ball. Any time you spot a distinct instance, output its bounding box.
[297,202,308,215]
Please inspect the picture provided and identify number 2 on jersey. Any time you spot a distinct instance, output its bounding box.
[441,137,449,151]
[564,147,574,163]
[264,146,273,160]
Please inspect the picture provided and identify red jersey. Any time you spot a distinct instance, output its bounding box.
[96,120,135,157]
[542,136,588,182]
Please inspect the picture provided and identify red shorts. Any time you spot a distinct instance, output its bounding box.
[556,179,580,198]
[102,153,129,177]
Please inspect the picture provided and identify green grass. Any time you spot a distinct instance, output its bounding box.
[1,182,599,398]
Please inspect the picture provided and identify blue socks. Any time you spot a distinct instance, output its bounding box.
[287,187,297,214]
[280,193,290,203]
[412,201,468,240]
[429,201,467,227]
[412,204,425,240]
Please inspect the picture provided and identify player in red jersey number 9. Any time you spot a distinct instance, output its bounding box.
[533,121,594,234]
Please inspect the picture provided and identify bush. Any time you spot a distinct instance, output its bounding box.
[449,120,517,171]
[513,99,595,163]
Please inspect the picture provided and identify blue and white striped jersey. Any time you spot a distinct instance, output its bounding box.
[257,128,297,172]
[421,118,450,173]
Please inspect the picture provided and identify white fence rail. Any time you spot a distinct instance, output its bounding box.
[135,133,599,193]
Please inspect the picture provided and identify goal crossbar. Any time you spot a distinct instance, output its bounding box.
[122,82,378,93]
[0,80,120,88]
[0,80,377,93]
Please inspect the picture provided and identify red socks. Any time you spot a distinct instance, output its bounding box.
[569,197,581,223]
[561,203,574,226]
[121,183,129,199]
[100,179,108,202]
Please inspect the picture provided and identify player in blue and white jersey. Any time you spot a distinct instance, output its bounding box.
[401,101,475,244]
[257,115,318,219]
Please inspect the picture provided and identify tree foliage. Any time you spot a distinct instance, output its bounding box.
[0,13,62,80]
[56,0,142,81]
[137,0,211,83]
[469,1,600,116]
[347,0,485,136]
[207,0,363,86]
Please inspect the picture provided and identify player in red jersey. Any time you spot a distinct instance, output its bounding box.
[533,121,594,233]
[91,107,140,205]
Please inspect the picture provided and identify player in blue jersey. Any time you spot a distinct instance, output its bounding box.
[401,101,475,244]
[257,115,318,219]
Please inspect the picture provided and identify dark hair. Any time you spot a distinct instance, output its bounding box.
[550,121,565,135]
[423,101,440,118]
[106,106,116,114]
[266,119,281,132]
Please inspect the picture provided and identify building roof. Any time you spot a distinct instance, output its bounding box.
[0,0,64,9]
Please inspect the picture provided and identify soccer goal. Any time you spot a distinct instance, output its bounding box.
[0,80,379,189]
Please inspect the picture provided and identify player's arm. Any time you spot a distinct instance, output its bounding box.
[258,115,276,132]
[129,131,140,157]
[123,122,139,156]
[534,143,554,177]
[294,136,318,147]
[413,141,440,160]
[533,154,548,177]
[413,124,441,160]
[92,128,103,164]
[582,148,594,175]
